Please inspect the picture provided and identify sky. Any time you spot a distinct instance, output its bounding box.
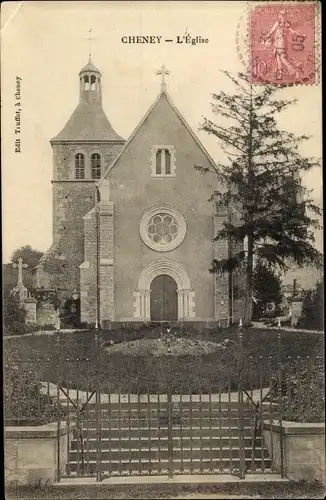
[2,1,323,263]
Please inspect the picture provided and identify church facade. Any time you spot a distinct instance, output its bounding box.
[34,58,244,326]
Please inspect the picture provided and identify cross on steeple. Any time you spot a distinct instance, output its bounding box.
[156,65,170,92]
[12,257,28,287]
[86,28,95,60]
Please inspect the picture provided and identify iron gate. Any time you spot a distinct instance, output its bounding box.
[5,330,323,482]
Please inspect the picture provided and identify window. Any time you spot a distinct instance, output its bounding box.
[165,150,171,175]
[151,146,176,177]
[156,150,161,174]
[91,153,101,179]
[84,75,90,90]
[140,206,186,252]
[90,75,96,91]
[147,213,179,246]
[75,153,85,179]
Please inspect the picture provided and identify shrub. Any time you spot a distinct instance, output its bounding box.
[3,290,27,336]
[4,351,62,425]
[279,358,325,423]
[297,280,324,330]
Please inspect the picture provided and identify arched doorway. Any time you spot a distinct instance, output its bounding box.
[134,259,195,321]
[150,274,178,321]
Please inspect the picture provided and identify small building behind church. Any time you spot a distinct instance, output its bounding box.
[34,58,244,327]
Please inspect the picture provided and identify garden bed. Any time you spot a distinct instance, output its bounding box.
[3,324,323,360]
[3,325,324,401]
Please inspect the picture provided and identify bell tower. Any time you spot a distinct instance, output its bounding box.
[79,57,102,105]
[34,56,125,297]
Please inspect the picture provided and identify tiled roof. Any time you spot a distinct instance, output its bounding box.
[51,101,124,142]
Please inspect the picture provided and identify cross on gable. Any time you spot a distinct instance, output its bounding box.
[156,65,170,91]
[12,257,28,286]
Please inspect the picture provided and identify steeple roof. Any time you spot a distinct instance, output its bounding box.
[51,101,124,142]
[79,58,101,75]
[51,57,124,143]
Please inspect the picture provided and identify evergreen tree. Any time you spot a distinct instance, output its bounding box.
[197,72,322,324]
[298,279,324,330]
[252,261,284,319]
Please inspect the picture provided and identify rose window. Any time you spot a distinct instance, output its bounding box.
[147,213,179,246]
[140,206,186,252]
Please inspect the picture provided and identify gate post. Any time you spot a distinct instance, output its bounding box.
[277,330,284,478]
[167,360,174,478]
[238,326,246,479]
[95,330,102,482]
[56,333,61,483]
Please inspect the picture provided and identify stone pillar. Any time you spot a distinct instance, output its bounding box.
[37,302,56,327]
[177,289,195,320]
[177,290,184,320]
[99,202,115,324]
[144,290,150,319]
[80,200,115,325]
[80,208,96,324]
[23,296,37,324]
[133,290,150,321]
[291,298,303,327]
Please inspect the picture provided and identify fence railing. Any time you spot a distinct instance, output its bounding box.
[4,329,324,481]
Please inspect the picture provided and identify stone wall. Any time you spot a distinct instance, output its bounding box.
[35,141,123,297]
[5,422,74,486]
[263,420,325,482]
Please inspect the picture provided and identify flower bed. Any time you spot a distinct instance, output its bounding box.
[3,324,324,397]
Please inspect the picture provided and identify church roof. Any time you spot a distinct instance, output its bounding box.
[99,90,218,181]
[51,101,124,143]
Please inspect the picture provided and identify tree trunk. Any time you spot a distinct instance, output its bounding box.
[243,85,254,327]
[244,234,253,325]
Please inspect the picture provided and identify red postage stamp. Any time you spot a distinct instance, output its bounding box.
[250,3,317,85]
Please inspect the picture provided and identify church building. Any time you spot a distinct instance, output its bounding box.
[34,58,244,327]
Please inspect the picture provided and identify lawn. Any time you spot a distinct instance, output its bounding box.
[4,324,324,395]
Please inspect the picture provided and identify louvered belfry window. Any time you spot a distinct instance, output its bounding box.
[91,153,101,179]
[75,153,85,179]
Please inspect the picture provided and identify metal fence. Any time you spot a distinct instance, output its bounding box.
[4,331,324,482]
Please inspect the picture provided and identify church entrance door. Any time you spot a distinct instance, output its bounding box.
[150,274,178,321]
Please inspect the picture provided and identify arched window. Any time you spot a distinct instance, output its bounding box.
[91,153,101,179]
[152,147,175,177]
[75,153,85,179]
[90,75,96,91]
[84,75,90,90]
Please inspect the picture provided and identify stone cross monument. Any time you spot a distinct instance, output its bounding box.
[11,257,37,323]
[11,257,29,300]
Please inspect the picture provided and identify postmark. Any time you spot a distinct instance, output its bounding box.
[249,3,318,85]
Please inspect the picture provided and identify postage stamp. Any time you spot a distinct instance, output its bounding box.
[249,3,318,85]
